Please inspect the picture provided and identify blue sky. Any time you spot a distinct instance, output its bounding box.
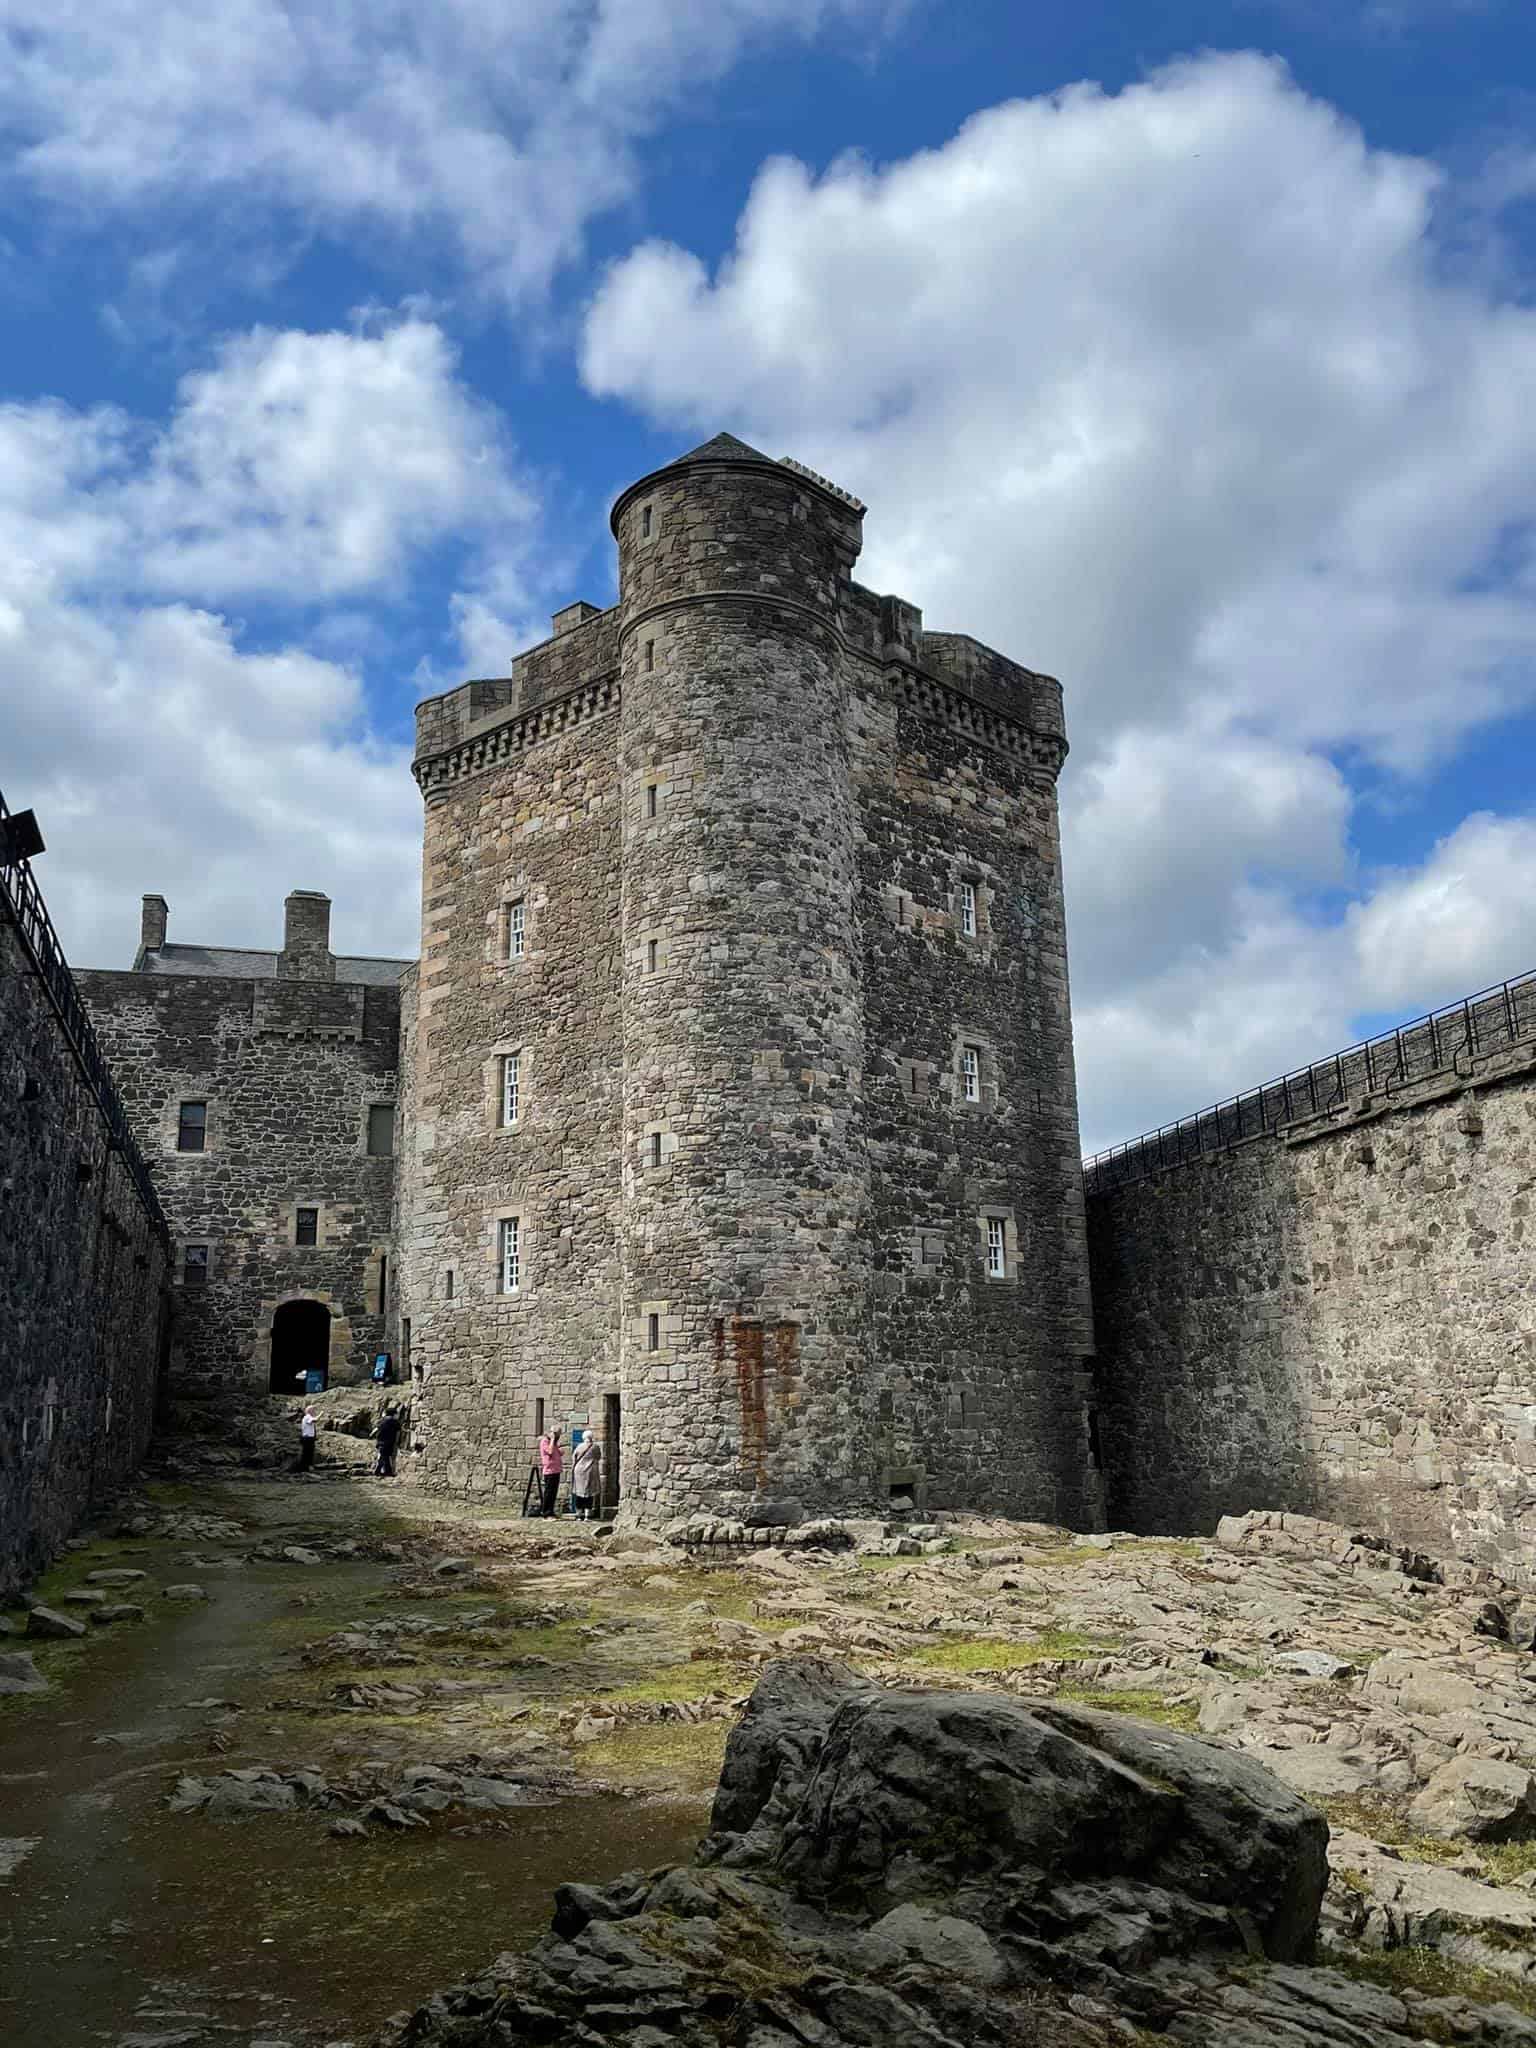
[2,0,1533,1150]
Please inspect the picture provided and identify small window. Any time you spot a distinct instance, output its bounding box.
[377,1253,388,1316]
[644,639,655,673]
[640,503,653,539]
[961,1045,981,1103]
[177,1102,207,1152]
[501,1052,520,1127]
[960,881,978,938]
[650,1131,663,1167]
[534,1396,546,1441]
[646,783,658,819]
[500,1217,521,1295]
[646,938,658,974]
[367,1104,394,1156]
[507,898,526,962]
[295,1207,319,1247]
[182,1243,209,1287]
[646,1312,660,1353]
[985,1216,1006,1279]
[445,1268,455,1301]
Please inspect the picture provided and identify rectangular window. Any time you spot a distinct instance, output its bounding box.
[961,1045,981,1103]
[501,1052,520,1126]
[377,1253,388,1316]
[960,881,977,938]
[646,1312,660,1353]
[641,504,652,539]
[445,1267,455,1300]
[534,1396,545,1442]
[500,1217,521,1295]
[177,1101,207,1152]
[507,898,526,961]
[646,937,658,974]
[650,1131,663,1167]
[295,1207,318,1247]
[644,638,655,673]
[367,1104,394,1155]
[646,783,658,819]
[182,1243,209,1287]
[985,1216,1006,1279]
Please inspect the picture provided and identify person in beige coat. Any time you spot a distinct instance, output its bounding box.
[571,1433,603,1521]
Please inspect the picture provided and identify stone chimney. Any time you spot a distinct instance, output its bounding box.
[278,890,334,981]
[141,894,169,952]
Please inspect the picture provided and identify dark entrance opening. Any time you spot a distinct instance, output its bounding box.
[603,1392,621,1512]
[269,1299,331,1395]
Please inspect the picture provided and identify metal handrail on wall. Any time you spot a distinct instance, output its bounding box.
[1083,968,1536,1198]
[0,786,169,1239]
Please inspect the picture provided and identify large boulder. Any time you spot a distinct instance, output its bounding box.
[1408,1757,1536,1841]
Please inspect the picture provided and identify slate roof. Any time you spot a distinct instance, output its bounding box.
[665,432,775,468]
[136,943,412,986]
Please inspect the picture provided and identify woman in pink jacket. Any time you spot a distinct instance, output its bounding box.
[537,1428,563,1517]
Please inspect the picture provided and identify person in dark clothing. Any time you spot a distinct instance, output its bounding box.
[375,1402,402,1478]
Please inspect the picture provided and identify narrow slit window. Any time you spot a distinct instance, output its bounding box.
[182,1243,209,1288]
[650,1131,663,1167]
[960,881,978,938]
[961,1045,981,1103]
[377,1253,388,1315]
[507,898,526,961]
[500,1217,521,1295]
[445,1268,455,1301]
[367,1103,394,1155]
[646,783,658,819]
[295,1207,318,1247]
[177,1101,207,1152]
[501,1052,520,1127]
[644,639,655,673]
[985,1216,1006,1279]
[646,937,658,974]
[646,1312,660,1353]
[641,503,652,539]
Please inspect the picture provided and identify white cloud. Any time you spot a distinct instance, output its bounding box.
[581,51,1536,1144]
[0,0,895,308]
[1350,814,1536,1010]
[0,315,536,967]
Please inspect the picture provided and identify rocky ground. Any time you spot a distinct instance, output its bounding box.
[10,1417,1536,2043]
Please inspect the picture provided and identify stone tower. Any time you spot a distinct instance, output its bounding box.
[400,434,1099,1529]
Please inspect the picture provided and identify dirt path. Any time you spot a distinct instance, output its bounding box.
[0,1473,705,2048]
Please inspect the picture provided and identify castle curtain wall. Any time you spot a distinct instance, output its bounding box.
[1088,1039,1536,1580]
[1,911,170,1596]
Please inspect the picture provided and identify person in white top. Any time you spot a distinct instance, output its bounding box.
[298,1406,318,1474]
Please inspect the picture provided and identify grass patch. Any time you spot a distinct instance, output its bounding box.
[1479,1839,1536,1886]
[855,1551,942,1572]
[909,1631,1116,1674]
[1313,1795,1536,1884]
[597,1660,748,1706]
[1332,1944,1536,2023]
[579,1719,731,1795]
[1052,1684,1200,1733]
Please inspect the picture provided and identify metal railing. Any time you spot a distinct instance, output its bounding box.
[1083,968,1536,1197]
[0,786,169,1238]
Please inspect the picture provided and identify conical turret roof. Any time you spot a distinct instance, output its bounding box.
[665,431,774,468]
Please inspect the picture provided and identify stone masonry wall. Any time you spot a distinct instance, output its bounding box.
[77,966,399,1395]
[1088,1026,1536,1581]
[1,913,170,1597]
[401,700,623,1499]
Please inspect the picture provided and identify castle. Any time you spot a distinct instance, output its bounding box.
[31,431,1533,1576]
[77,434,1103,1530]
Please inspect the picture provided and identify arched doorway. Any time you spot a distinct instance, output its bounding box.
[269,1299,331,1396]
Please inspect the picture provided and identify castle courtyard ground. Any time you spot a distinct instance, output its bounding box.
[11,1439,1536,2043]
